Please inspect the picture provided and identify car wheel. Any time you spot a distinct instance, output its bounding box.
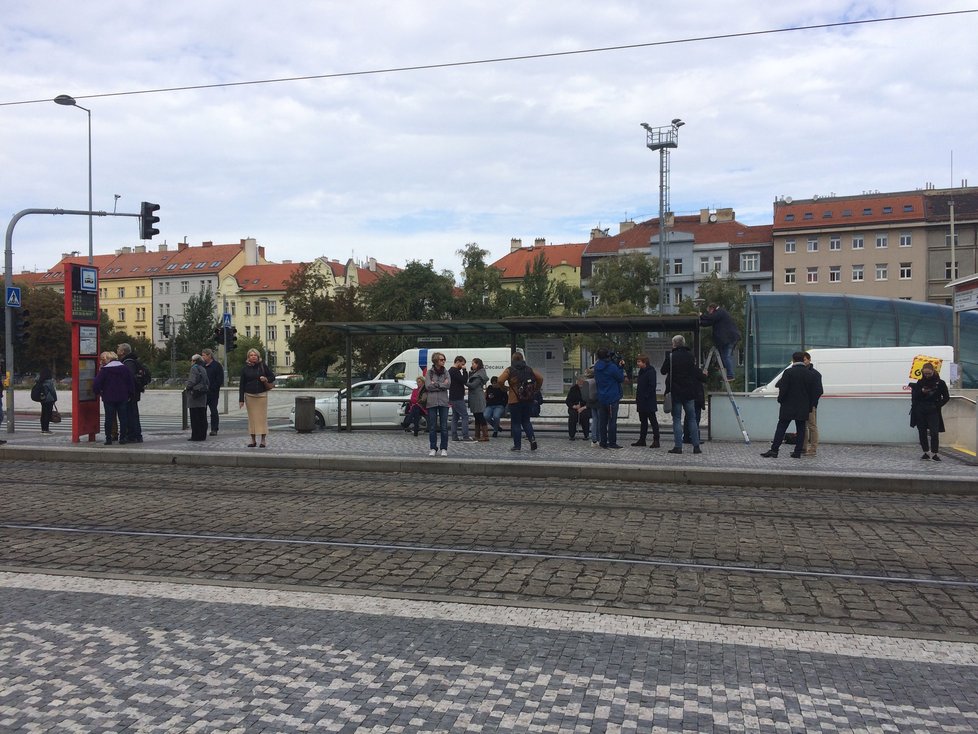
[314,411,326,430]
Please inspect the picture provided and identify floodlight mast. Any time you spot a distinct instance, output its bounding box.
[642,119,684,313]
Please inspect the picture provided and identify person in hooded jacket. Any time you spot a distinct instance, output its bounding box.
[499,352,543,451]
[632,355,660,448]
[93,351,135,445]
[594,347,625,449]
[467,357,490,441]
[910,362,950,461]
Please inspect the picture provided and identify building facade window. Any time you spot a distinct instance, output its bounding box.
[117,287,125,298]
[852,235,864,250]
[807,237,819,252]
[784,268,796,285]
[672,259,683,276]
[268,351,276,367]
[284,325,291,339]
[875,233,888,248]
[829,266,841,283]
[230,302,236,316]
[712,255,723,272]
[180,281,189,293]
[118,308,125,322]
[245,302,251,316]
[158,282,164,294]
[899,232,912,247]
[245,326,252,338]
[699,257,710,274]
[740,252,759,272]
[266,300,277,315]
[899,263,912,280]
[673,287,684,305]
[830,235,841,251]
[852,265,864,282]
[806,267,818,283]
[945,261,958,280]
[784,239,796,253]
[136,307,145,321]
[875,264,888,281]
[946,233,960,247]
[267,326,277,342]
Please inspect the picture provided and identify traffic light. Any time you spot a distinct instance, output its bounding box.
[14,309,30,344]
[214,325,224,344]
[158,316,169,338]
[227,326,238,351]
[139,201,161,240]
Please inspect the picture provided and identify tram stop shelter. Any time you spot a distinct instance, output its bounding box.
[319,315,702,431]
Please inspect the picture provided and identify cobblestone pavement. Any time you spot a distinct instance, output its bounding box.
[2,573,978,733]
[3,461,978,638]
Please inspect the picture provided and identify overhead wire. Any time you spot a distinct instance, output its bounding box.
[0,9,975,107]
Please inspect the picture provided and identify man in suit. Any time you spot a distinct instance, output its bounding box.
[761,351,813,459]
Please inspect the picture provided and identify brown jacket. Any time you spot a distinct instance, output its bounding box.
[498,361,544,406]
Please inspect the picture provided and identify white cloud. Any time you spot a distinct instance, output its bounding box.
[1,0,976,279]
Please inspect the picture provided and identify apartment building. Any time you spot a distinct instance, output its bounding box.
[493,238,587,301]
[772,186,978,304]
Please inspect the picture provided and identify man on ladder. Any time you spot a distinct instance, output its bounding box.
[700,303,750,444]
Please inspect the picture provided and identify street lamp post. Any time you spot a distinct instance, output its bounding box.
[259,298,270,364]
[642,119,684,314]
[53,95,93,266]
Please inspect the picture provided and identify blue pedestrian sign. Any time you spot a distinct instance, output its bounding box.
[222,312,231,328]
[5,286,21,308]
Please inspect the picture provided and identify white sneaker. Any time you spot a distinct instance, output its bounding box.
[428,449,437,457]
[440,449,448,457]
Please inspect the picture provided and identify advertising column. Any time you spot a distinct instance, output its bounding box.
[63,263,101,442]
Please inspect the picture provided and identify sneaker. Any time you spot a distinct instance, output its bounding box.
[440,449,448,457]
[41,430,54,435]
[932,454,941,461]
[920,453,930,460]
[591,441,599,447]
[428,449,437,457]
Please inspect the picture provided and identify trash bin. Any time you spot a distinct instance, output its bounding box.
[293,396,317,433]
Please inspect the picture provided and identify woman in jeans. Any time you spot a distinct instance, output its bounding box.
[484,376,507,437]
[424,352,451,456]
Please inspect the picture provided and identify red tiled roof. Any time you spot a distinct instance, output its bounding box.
[491,242,587,278]
[774,193,925,229]
[358,262,401,286]
[584,217,771,256]
[235,262,306,292]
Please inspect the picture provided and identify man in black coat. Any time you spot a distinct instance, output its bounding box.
[761,351,813,459]
[802,351,824,456]
[661,335,707,455]
[632,354,660,447]
[202,348,225,436]
[700,303,741,380]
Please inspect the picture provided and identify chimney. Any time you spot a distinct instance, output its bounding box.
[177,242,189,251]
[282,259,292,264]
[258,245,265,262]
[664,212,675,227]
[510,238,522,252]
[700,208,711,224]
[368,256,377,272]
[534,237,546,248]
[118,246,132,255]
[619,220,635,234]
[202,241,212,248]
[716,207,735,221]
[134,245,146,254]
[590,227,609,239]
[158,244,168,252]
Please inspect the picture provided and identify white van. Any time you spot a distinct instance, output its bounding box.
[753,345,954,397]
[375,347,517,382]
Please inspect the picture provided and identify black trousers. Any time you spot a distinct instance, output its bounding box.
[206,391,220,433]
[916,407,941,453]
[189,406,208,441]
[567,408,590,438]
[40,401,54,431]
[771,417,806,455]
[637,410,660,442]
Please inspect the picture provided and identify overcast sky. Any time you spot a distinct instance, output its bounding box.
[2,1,976,282]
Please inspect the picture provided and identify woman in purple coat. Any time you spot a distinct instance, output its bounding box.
[93,351,136,445]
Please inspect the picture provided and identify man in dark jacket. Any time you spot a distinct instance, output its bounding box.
[202,348,225,436]
[700,303,741,380]
[661,335,706,455]
[802,351,824,456]
[117,343,143,443]
[632,354,660,448]
[448,355,471,442]
[761,352,813,458]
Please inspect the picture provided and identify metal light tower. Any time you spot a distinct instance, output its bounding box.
[54,94,94,265]
[642,119,684,313]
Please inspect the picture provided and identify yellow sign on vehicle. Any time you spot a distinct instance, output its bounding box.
[909,354,945,380]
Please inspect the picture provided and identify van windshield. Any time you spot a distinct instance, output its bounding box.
[378,361,406,380]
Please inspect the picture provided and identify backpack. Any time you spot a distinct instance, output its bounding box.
[128,358,153,392]
[30,380,45,402]
[513,364,538,403]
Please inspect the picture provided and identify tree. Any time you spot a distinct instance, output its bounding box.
[362,260,456,322]
[16,287,72,375]
[588,252,660,312]
[678,272,747,385]
[456,242,505,320]
[174,289,219,359]
[225,335,265,381]
[514,251,578,316]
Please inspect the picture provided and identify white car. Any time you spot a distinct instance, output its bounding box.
[290,379,415,429]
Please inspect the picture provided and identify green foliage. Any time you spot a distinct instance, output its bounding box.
[16,287,72,375]
[456,243,505,320]
[362,260,457,321]
[225,336,266,380]
[514,251,578,317]
[173,289,219,359]
[588,252,660,312]
[573,301,650,366]
[678,272,747,386]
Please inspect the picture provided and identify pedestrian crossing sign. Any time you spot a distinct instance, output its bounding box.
[5,286,21,308]
[222,312,231,328]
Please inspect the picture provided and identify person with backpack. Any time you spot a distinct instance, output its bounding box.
[498,351,543,451]
[33,367,58,434]
[118,343,147,443]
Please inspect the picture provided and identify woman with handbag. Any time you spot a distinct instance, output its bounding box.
[238,348,275,448]
[185,354,210,442]
[37,366,58,435]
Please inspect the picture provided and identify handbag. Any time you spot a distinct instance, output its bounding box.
[262,365,274,391]
[662,352,673,413]
[50,404,62,423]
